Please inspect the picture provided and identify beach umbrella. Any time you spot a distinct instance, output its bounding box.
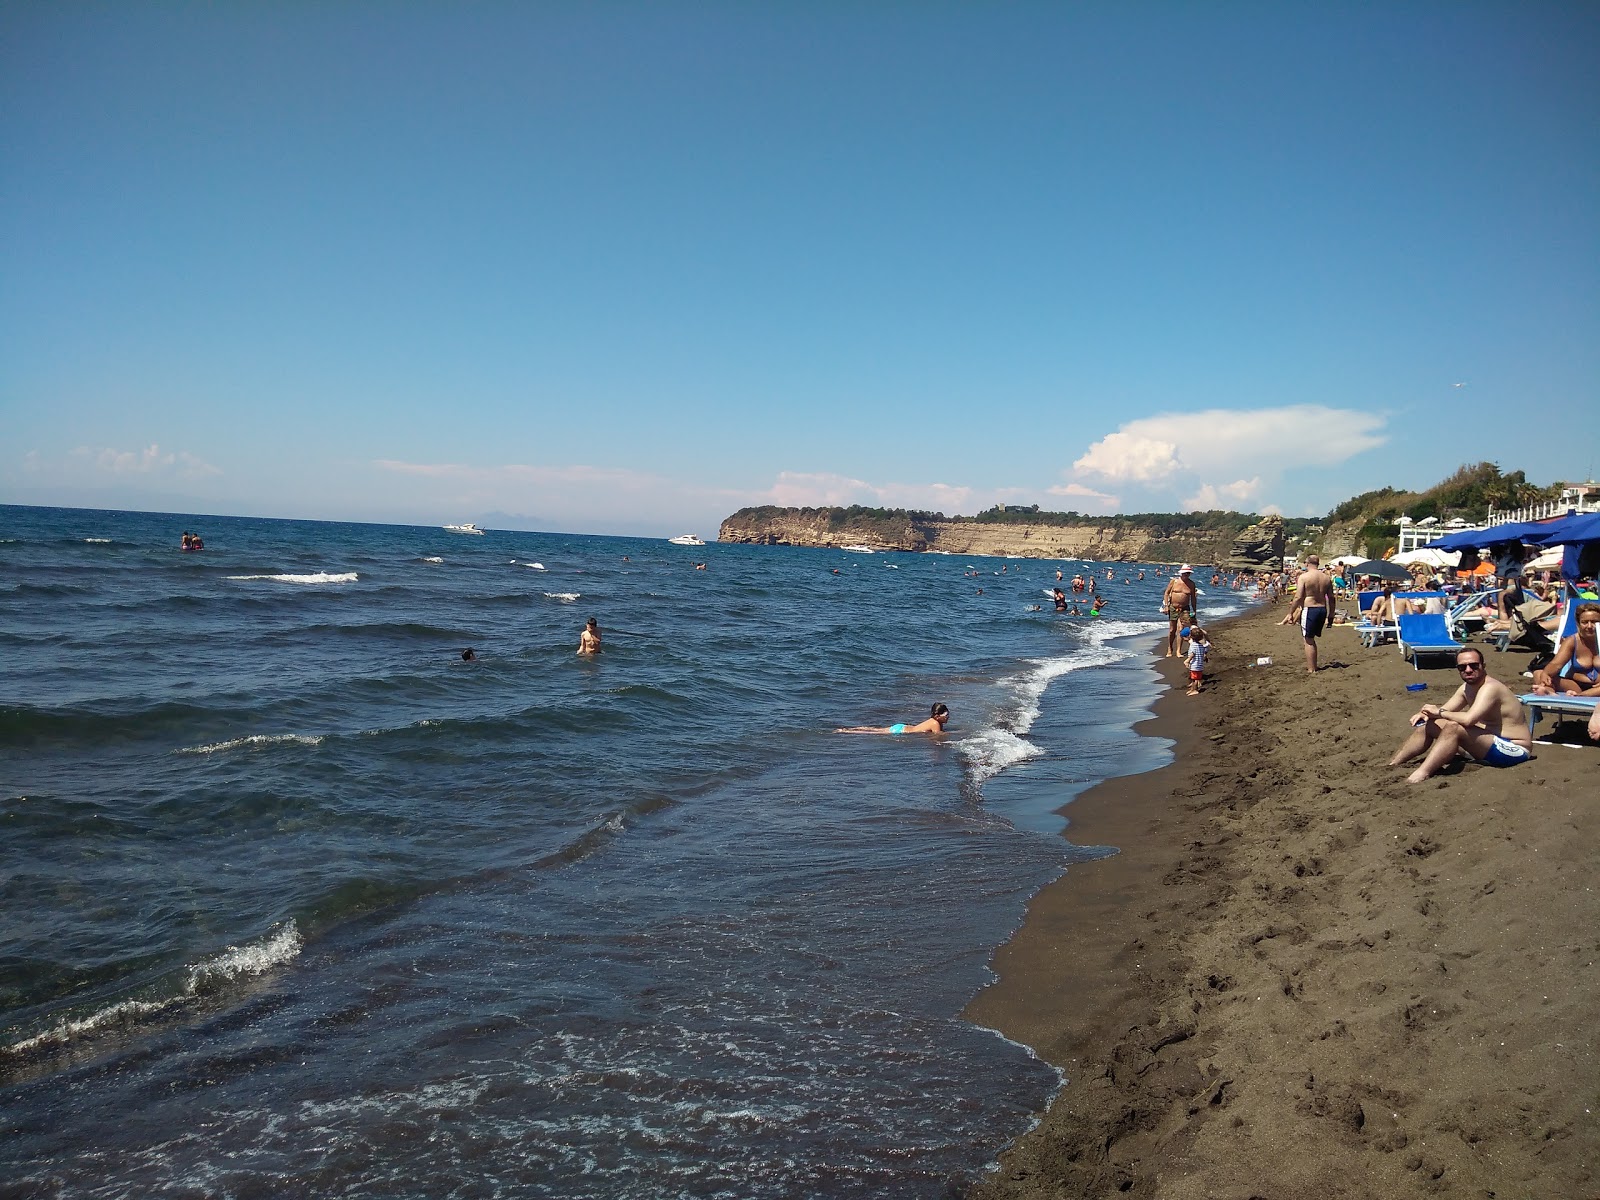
[1390,548,1459,569]
[1468,560,1496,576]
[1350,558,1411,581]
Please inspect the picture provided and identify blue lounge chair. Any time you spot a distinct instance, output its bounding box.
[1519,694,1597,741]
[1397,613,1465,670]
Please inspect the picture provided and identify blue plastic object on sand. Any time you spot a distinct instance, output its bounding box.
[1406,683,1428,691]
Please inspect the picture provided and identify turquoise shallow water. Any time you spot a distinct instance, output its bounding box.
[0,504,1249,1197]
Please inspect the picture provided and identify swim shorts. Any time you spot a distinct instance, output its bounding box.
[889,723,906,735]
[1301,605,1327,638]
[1188,670,1203,682]
[1481,736,1529,768]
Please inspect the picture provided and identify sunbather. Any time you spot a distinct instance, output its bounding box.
[1389,647,1531,784]
[1531,603,1600,696]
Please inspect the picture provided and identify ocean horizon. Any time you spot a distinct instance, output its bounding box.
[1,503,1252,1196]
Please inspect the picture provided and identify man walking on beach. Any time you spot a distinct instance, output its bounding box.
[1389,646,1531,783]
[1162,565,1198,657]
[1280,554,1335,673]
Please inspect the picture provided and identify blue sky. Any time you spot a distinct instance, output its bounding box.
[3,3,1596,537]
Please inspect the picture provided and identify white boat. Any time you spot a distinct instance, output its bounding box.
[444,523,485,535]
[668,535,705,546]
[841,544,876,554]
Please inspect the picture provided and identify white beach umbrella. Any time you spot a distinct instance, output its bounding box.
[1391,548,1460,569]
[1526,545,1564,572]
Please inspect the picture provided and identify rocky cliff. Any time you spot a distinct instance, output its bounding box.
[717,508,1246,565]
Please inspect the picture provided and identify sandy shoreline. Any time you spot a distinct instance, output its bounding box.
[966,600,1599,1198]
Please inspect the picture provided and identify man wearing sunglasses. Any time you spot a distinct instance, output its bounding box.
[1389,647,1532,783]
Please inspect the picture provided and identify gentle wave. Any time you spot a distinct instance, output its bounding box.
[2,922,303,1061]
[544,592,581,603]
[959,629,1148,786]
[420,556,444,564]
[176,733,324,756]
[0,700,228,747]
[228,572,358,584]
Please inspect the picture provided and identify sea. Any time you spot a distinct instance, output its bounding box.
[0,505,1253,1198]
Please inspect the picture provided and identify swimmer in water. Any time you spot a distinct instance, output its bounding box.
[836,703,950,735]
[838,700,947,739]
[577,617,602,655]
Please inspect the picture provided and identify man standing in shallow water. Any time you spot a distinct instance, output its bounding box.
[1389,646,1531,783]
[1161,566,1198,657]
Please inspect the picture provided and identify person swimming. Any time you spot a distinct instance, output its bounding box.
[836,703,950,735]
[578,617,602,655]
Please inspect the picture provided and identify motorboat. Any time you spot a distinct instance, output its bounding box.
[444,523,485,535]
[668,535,705,546]
[841,544,876,554]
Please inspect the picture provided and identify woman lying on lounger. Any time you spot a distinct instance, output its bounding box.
[1531,603,1600,696]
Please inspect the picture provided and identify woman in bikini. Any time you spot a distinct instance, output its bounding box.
[837,703,950,735]
[1531,602,1600,696]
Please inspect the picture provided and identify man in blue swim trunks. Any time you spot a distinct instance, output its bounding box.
[1388,647,1532,784]
[837,703,950,736]
[1279,554,1336,674]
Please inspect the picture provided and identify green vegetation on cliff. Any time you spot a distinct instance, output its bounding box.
[724,464,1576,556]
[1326,462,1560,526]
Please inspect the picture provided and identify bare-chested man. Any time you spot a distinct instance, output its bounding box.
[1161,565,1198,657]
[1388,646,1531,783]
[1279,554,1336,673]
[577,616,602,655]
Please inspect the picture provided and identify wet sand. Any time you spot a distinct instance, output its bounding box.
[967,600,1599,1198]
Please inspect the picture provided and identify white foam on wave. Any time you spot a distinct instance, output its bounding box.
[420,556,443,564]
[960,632,1146,786]
[545,592,581,603]
[84,537,112,544]
[175,733,324,755]
[228,572,358,584]
[4,921,302,1058]
[510,559,547,570]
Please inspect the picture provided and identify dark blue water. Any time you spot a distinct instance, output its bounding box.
[0,505,1250,1197]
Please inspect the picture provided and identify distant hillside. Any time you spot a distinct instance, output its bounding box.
[718,505,1313,565]
[1316,463,1566,559]
[719,465,1579,566]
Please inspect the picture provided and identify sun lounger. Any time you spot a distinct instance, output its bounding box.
[1397,613,1465,670]
[1353,620,1399,648]
[1519,694,1598,741]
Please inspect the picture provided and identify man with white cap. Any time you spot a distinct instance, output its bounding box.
[1162,565,1199,657]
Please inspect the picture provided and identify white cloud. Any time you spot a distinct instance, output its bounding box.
[1073,406,1387,484]
[1183,477,1262,511]
[1046,481,1120,512]
[1072,431,1182,483]
[70,444,221,477]
[762,471,982,514]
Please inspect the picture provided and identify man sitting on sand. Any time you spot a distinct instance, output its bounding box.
[837,703,950,736]
[1388,646,1531,784]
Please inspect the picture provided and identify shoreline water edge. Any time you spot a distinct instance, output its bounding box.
[966,601,1598,1198]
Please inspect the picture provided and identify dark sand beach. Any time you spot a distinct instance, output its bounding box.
[968,600,1599,1198]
